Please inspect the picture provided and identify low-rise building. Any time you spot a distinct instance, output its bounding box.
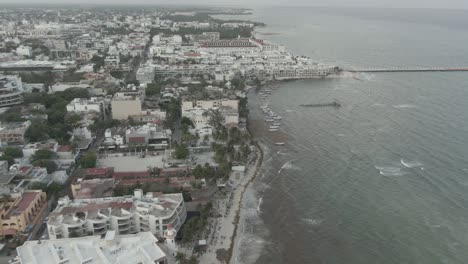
[0,120,31,145]
[71,178,114,199]
[125,123,171,149]
[66,97,106,115]
[15,46,32,57]
[111,88,145,120]
[0,190,47,238]
[22,141,59,159]
[47,190,186,239]
[136,66,155,84]
[13,231,167,264]
[181,99,239,132]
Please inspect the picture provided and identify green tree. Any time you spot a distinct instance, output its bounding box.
[174,145,189,160]
[0,155,15,167]
[3,147,23,158]
[25,121,49,142]
[32,159,57,173]
[65,113,82,128]
[81,151,97,168]
[31,149,55,162]
[145,83,161,97]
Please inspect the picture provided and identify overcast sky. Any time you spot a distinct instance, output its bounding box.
[0,0,467,9]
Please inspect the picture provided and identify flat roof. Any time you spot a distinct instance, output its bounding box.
[16,232,166,264]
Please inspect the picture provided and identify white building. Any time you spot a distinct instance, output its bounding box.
[104,55,120,68]
[136,66,155,84]
[66,97,105,114]
[181,99,239,134]
[15,45,33,57]
[0,75,24,108]
[13,231,167,264]
[47,190,186,240]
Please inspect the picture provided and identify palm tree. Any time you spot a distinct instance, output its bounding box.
[175,252,186,263]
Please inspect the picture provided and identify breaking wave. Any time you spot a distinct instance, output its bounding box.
[393,104,417,109]
[400,159,423,168]
[375,165,406,177]
[303,218,323,226]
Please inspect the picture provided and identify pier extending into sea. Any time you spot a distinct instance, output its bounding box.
[344,67,468,73]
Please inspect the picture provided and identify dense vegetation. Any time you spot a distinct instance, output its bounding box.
[23,88,90,144]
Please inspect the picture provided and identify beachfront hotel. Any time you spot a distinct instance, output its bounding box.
[47,190,186,239]
[12,231,167,264]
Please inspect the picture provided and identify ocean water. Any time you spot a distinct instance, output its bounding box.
[224,7,468,264]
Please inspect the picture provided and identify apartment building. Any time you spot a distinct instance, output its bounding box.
[0,190,47,238]
[0,75,24,108]
[47,190,186,239]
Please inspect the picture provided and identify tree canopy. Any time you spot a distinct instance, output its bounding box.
[174,145,189,160]
[81,151,97,168]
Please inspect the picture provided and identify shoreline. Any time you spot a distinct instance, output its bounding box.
[198,136,264,264]
[227,141,264,264]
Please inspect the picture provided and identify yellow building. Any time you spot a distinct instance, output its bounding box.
[0,190,47,238]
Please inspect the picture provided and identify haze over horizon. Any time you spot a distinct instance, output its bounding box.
[0,0,467,10]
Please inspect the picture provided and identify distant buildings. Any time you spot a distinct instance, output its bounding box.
[0,75,24,108]
[0,190,47,239]
[47,190,186,239]
[13,231,167,264]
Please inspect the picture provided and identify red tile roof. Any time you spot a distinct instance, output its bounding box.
[57,145,73,152]
[128,137,146,143]
[86,167,112,176]
[112,171,150,180]
[13,192,40,214]
[0,228,17,235]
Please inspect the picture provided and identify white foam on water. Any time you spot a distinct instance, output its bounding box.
[393,104,417,109]
[400,159,423,168]
[375,165,406,177]
[371,103,386,107]
[303,218,323,226]
[278,160,292,174]
[285,109,296,113]
[361,73,375,81]
[375,166,402,173]
[379,171,406,177]
[337,133,346,137]
[257,196,263,213]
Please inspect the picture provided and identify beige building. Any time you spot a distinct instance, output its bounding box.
[111,89,145,120]
[0,190,47,238]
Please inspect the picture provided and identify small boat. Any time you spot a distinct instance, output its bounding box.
[269,125,280,129]
[275,142,285,146]
[269,128,279,132]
